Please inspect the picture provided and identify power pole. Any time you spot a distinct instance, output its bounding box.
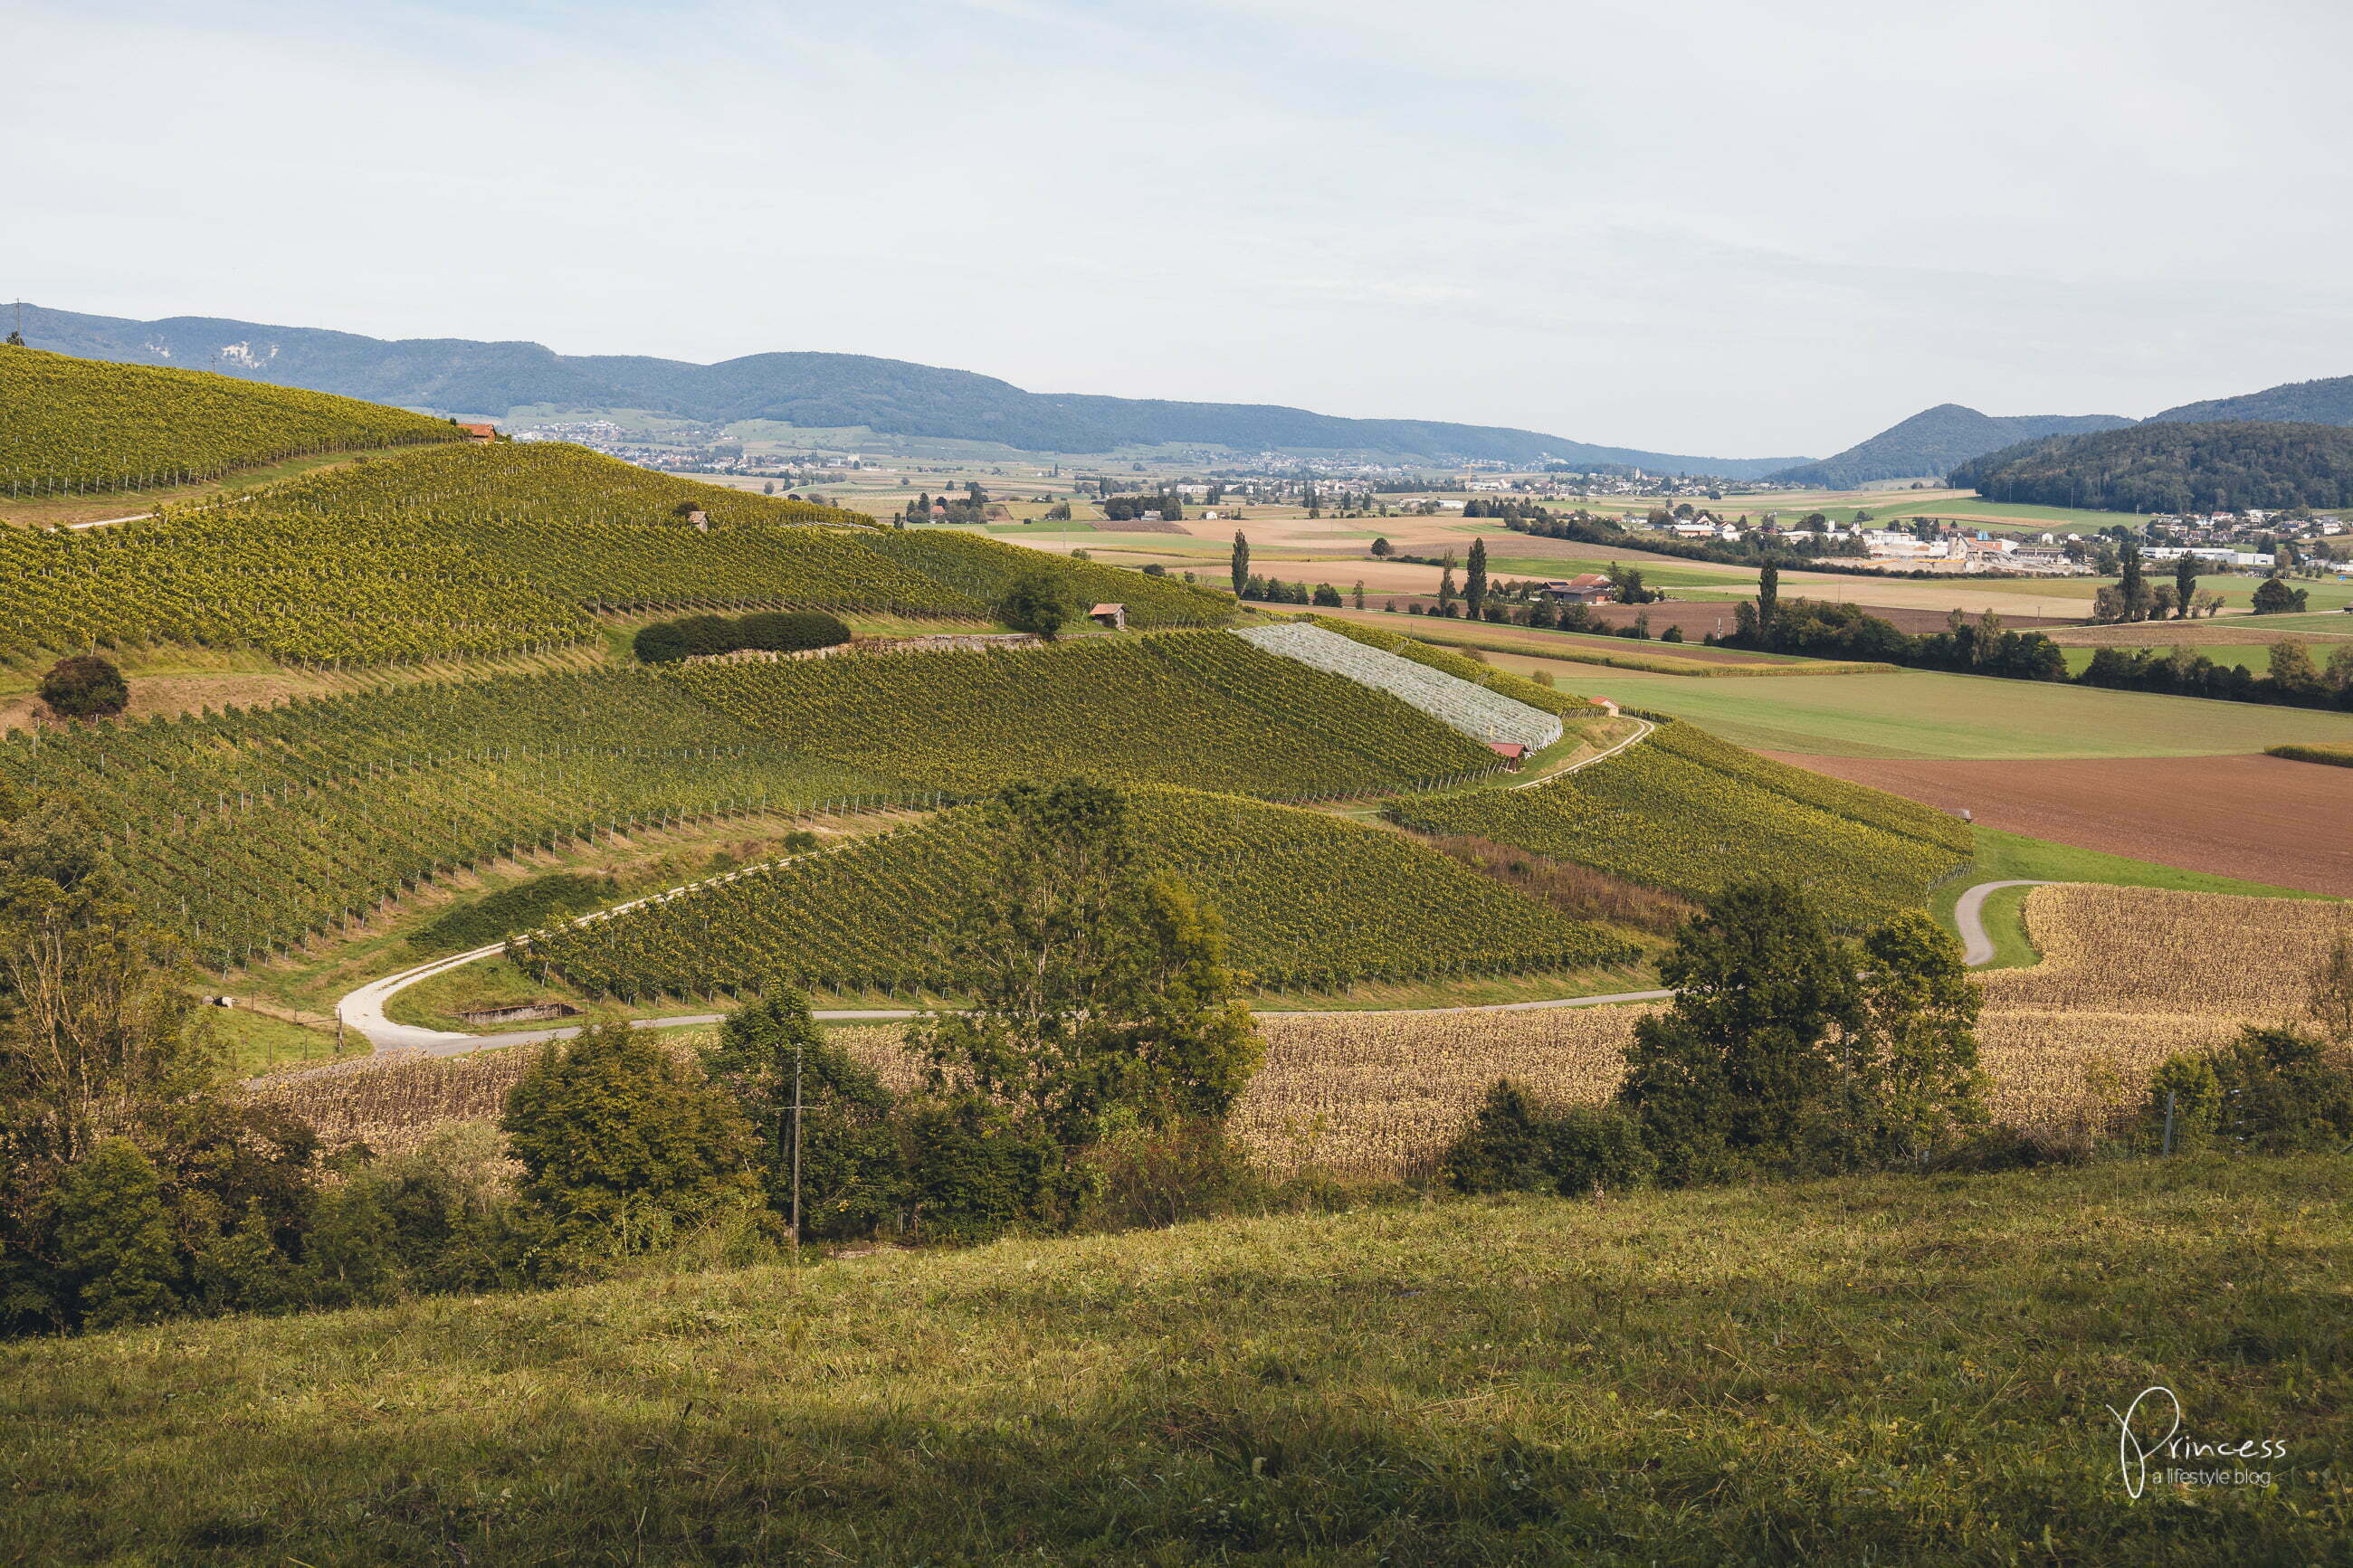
[789,1041,805,1266]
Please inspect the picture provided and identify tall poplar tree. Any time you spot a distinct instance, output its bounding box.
[1465,537,1489,618]
[1230,530,1250,596]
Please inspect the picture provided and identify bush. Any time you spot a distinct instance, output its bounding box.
[902,1095,1055,1243]
[995,572,1071,640]
[39,655,129,720]
[737,611,850,653]
[1441,1082,1653,1196]
[2139,1026,2353,1154]
[674,614,738,657]
[633,622,690,663]
[1081,1121,1272,1231]
[52,1140,179,1329]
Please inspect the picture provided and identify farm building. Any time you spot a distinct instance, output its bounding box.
[1090,603,1128,630]
[456,422,499,442]
[1542,574,1613,603]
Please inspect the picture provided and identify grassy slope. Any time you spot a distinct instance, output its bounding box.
[5,1158,2346,1563]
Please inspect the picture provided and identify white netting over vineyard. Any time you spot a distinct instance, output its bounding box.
[1233,622,1563,750]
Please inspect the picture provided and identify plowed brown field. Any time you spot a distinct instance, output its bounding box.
[1764,751,2353,894]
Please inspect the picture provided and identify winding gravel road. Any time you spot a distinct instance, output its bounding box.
[327,713,2024,1064]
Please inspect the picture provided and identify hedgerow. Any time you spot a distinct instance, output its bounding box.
[0,348,463,496]
[1386,720,1969,927]
[518,786,1637,998]
[674,632,1500,798]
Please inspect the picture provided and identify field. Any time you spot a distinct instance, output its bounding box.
[0,347,462,496]
[678,631,1505,797]
[2041,613,2353,648]
[1386,718,1972,927]
[519,787,1637,997]
[1771,752,2353,896]
[1485,661,2353,758]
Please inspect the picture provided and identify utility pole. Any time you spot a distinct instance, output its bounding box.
[789,1041,805,1266]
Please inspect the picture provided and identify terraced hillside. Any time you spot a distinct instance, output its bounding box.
[1387,718,1973,926]
[1,347,462,495]
[677,632,1502,797]
[519,786,1637,997]
[1236,622,1564,748]
[0,670,908,968]
[0,442,1226,668]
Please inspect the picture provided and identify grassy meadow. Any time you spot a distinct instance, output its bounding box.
[3,1158,2345,1563]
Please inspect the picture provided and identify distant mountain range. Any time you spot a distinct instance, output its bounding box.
[14,304,1805,478]
[1767,404,2134,489]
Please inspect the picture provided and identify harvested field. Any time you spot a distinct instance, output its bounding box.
[259,883,2346,1182]
[1767,751,2353,895]
[2042,618,2353,648]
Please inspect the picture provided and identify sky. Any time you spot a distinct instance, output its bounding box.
[7,0,2353,458]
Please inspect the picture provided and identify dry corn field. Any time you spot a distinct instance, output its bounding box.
[252,884,2349,1181]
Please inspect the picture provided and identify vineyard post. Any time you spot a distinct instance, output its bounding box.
[2161,1091,2177,1155]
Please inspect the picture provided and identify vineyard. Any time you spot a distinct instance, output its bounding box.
[0,670,910,969]
[1,347,462,495]
[0,442,1235,668]
[676,631,1501,797]
[1386,719,1972,927]
[516,786,1636,998]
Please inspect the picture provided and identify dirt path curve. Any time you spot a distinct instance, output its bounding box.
[1951,879,2051,966]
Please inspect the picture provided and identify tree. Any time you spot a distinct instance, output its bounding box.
[1755,560,1780,647]
[1438,562,1456,612]
[996,572,1071,641]
[910,781,1262,1205]
[2173,554,2200,620]
[1615,879,1862,1183]
[2269,639,2326,699]
[2119,543,2148,620]
[501,1022,760,1263]
[38,656,129,721]
[2252,575,2307,614]
[52,1139,178,1329]
[1851,912,1986,1161]
[1230,531,1251,596]
[1369,537,1393,558]
[706,986,904,1241]
[1464,538,1489,618]
[1352,581,1367,610]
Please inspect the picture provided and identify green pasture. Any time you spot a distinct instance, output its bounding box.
[1519,663,2353,759]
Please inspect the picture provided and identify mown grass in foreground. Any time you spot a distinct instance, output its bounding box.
[2,1156,2345,1563]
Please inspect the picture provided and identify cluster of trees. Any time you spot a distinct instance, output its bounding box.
[633,611,852,664]
[1444,881,1990,1193]
[899,482,993,526]
[1,778,1272,1335]
[2141,936,2353,1154]
[1948,421,2353,513]
[2078,641,2353,709]
[1241,576,1354,608]
[1100,492,1186,522]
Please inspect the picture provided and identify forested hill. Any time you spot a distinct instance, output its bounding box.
[1947,420,2353,512]
[1767,404,2132,489]
[2146,374,2353,427]
[15,303,1803,475]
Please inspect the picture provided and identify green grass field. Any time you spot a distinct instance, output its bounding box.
[4,1158,2344,1563]
[1513,664,2353,759]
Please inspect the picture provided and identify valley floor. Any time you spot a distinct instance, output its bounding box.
[3,1158,2344,1564]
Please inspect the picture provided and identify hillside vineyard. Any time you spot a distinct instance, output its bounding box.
[0,348,466,495]
[0,442,1227,665]
[516,787,1639,997]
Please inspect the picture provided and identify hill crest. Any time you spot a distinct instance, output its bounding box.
[1768,403,2132,489]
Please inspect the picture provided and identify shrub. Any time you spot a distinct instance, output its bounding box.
[39,655,129,720]
[736,610,849,652]
[1081,1121,1272,1231]
[501,1022,762,1268]
[52,1140,179,1329]
[995,571,1072,640]
[674,614,738,657]
[2139,1025,2353,1154]
[705,988,906,1241]
[902,1095,1055,1242]
[1442,1083,1654,1196]
[633,622,690,663]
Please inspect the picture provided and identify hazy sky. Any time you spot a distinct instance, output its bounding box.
[8,0,2353,456]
